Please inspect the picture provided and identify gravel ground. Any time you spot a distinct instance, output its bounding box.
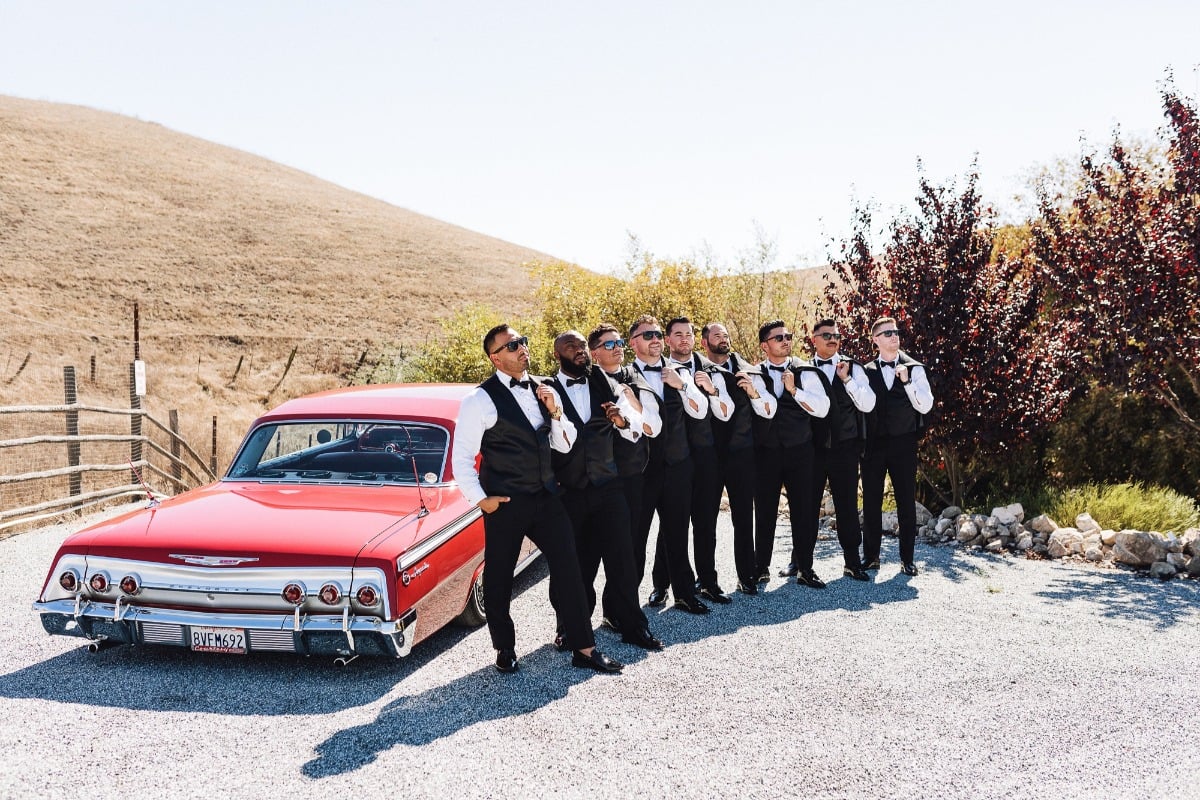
[1,504,1197,800]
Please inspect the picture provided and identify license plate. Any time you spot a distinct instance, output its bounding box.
[190,626,247,654]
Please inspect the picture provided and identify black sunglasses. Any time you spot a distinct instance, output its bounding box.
[874,329,901,338]
[815,332,842,341]
[596,338,627,350]
[490,335,530,354]
[767,333,793,342]
[636,330,665,341]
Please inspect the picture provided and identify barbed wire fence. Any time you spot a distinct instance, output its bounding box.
[0,303,413,535]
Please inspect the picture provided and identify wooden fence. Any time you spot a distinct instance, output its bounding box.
[0,367,217,533]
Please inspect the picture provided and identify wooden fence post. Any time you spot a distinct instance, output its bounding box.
[169,409,183,483]
[63,366,81,498]
[129,362,142,484]
[210,415,218,476]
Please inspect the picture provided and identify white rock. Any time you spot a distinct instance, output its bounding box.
[1047,539,1071,558]
[880,511,899,532]
[941,506,962,520]
[1113,531,1169,568]
[1015,535,1033,551]
[1165,532,1182,553]
[991,507,1018,526]
[957,521,979,542]
[1005,502,1025,523]
[1075,512,1102,534]
[1027,514,1058,535]
[985,539,1004,552]
[1181,528,1200,557]
[1085,546,1105,562]
[935,518,953,535]
[1167,552,1188,568]
[1100,529,1118,547]
[1149,561,1176,580]
[913,502,933,526]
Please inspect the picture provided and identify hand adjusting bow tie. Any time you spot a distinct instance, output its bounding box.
[509,378,533,389]
[565,376,588,386]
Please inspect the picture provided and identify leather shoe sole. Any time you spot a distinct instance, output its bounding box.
[843,566,870,581]
[863,560,881,571]
[572,649,624,673]
[495,649,519,673]
[796,571,827,589]
[698,586,732,604]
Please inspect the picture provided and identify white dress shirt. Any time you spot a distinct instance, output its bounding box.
[604,369,662,437]
[748,359,830,419]
[554,370,643,443]
[877,358,935,414]
[811,354,876,413]
[634,357,709,419]
[451,371,577,506]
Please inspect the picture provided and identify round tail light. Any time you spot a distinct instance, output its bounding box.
[119,575,141,595]
[59,571,79,592]
[89,573,109,593]
[318,583,341,605]
[356,585,379,607]
[281,583,306,605]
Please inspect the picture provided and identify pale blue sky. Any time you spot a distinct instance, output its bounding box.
[2,1,1198,272]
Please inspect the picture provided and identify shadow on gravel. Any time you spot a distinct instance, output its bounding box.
[0,561,549,715]
[1033,565,1200,629]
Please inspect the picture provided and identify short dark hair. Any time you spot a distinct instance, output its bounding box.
[871,316,898,335]
[665,316,692,337]
[812,318,836,333]
[483,323,514,356]
[628,314,660,339]
[587,323,621,350]
[758,319,786,343]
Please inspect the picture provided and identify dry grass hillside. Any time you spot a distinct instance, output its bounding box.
[0,95,558,466]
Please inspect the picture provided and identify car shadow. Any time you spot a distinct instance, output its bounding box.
[0,561,551,715]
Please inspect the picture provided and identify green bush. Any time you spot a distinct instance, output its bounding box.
[1036,482,1199,533]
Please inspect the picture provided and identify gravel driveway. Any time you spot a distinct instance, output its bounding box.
[1,505,1196,799]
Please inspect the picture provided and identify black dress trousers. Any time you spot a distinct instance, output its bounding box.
[812,438,865,569]
[753,442,815,574]
[638,459,698,601]
[860,431,919,565]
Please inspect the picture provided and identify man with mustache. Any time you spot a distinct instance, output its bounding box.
[546,330,664,652]
[451,324,623,674]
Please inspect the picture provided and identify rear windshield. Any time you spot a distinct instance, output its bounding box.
[226,421,448,484]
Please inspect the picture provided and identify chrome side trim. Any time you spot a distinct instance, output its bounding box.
[398,507,482,570]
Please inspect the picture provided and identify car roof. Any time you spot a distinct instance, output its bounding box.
[254,383,475,426]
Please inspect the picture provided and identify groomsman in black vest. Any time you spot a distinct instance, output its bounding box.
[745,320,830,587]
[860,316,935,576]
[654,316,733,605]
[700,322,761,595]
[546,330,664,651]
[450,324,623,674]
[586,323,662,629]
[628,314,712,614]
[806,319,875,582]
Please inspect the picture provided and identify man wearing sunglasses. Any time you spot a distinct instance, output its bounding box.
[807,319,875,582]
[747,320,830,588]
[628,314,712,614]
[545,330,664,653]
[451,324,623,674]
[587,323,662,631]
[861,316,935,577]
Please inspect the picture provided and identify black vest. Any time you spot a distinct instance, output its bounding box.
[672,353,715,451]
[478,375,558,495]
[635,360,690,467]
[706,352,755,453]
[751,358,820,449]
[606,366,652,477]
[547,371,621,490]
[863,352,927,440]
[809,359,867,448]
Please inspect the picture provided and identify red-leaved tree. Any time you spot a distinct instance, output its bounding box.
[1033,85,1200,437]
[825,168,1074,507]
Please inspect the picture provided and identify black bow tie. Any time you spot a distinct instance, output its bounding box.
[815,358,834,367]
[565,376,587,386]
[509,378,532,389]
[672,362,691,371]
[880,360,897,369]
[767,364,786,372]
[641,364,663,372]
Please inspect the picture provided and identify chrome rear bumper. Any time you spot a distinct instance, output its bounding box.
[33,598,417,658]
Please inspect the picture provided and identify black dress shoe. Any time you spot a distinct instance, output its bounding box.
[698,585,733,604]
[863,559,881,571]
[755,571,771,584]
[495,648,519,673]
[600,616,622,633]
[736,580,759,596]
[552,634,569,652]
[621,627,664,651]
[778,562,799,578]
[901,562,919,576]
[843,566,870,581]
[647,587,668,607]
[572,649,624,673]
[796,570,827,589]
[672,595,711,614]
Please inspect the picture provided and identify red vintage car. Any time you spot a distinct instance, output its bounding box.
[33,384,537,662]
